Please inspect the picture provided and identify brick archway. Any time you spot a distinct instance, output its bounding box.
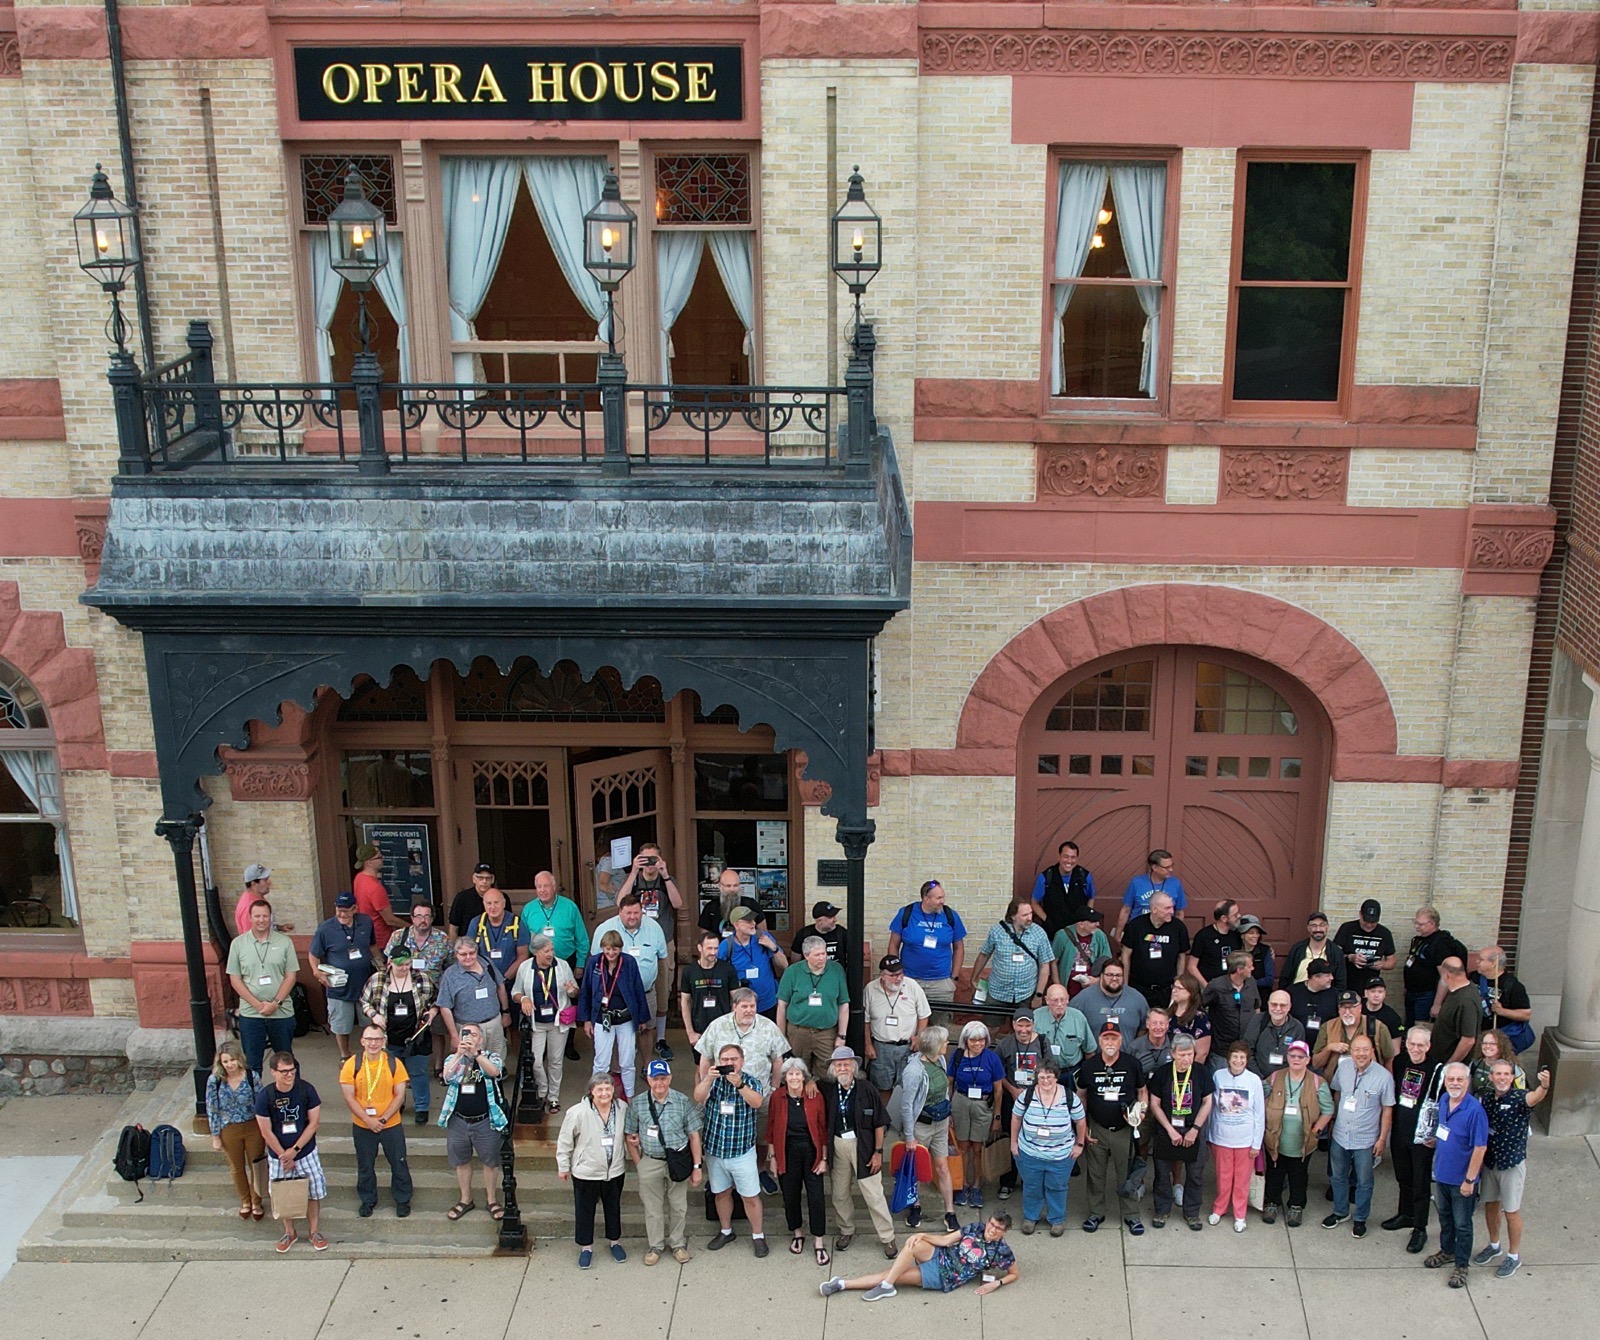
[0,580,106,770]
[957,583,1398,780]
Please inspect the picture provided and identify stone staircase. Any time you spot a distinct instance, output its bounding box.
[18,1047,675,1262]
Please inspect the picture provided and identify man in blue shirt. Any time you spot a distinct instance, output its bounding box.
[887,881,968,1013]
[308,891,378,1061]
[1424,1061,1489,1289]
[1030,840,1097,933]
[717,905,786,1016]
[466,887,531,979]
[1114,850,1187,944]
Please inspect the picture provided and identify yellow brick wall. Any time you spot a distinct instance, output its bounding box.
[1445,596,1540,760]
[1430,788,1516,951]
[1346,450,1475,508]
[912,443,1034,502]
[1321,781,1442,920]
[200,774,325,932]
[1165,445,1220,504]
[1169,148,1234,386]
[0,81,55,380]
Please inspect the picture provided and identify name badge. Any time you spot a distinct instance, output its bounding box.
[281,1122,298,1135]
[490,949,505,960]
[536,1008,554,1022]
[644,906,661,918]
[1342,1097,1358,1112]
[1283,1103,1299,1118]
[1405,955,1416,969]
[602,1137,615,1154]
[1011,953,1026,963]
[626,946,642,957]
[258,975,275,986]
[719,1101,736,1115]
[1436,1125,1450,1142]
[1171,1115,1185,1129]
[348,949,365,961]
[808,993,823,1007]
[745,968,760,980]
[475,987,490,1000]
[982,1274,997,1284]
[1014,1070,1031,1085]
[966,1086,982,1100]
[394,1003,410,1017]
[702,996,719,1010]
[923,936,939,950]
[1307,1016,1321,1031]
[884,1015,900,1028]
[1268,1052,1284,1067]
[462,1083,478,1095]
[365,1106,377,1117]
[646,1126,659,1141]
[1399,1095,1417,1109]
[1098,1085,1118,1098]
[838,1129,857,1140]
[1148,944,1162,958]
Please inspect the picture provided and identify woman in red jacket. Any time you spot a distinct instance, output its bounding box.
[767,1057,830,1265]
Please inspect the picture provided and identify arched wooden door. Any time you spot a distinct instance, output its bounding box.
[1015,647,1329,947]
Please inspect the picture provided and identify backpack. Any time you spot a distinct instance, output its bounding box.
[291,982,316,1038]
[114,1124,151,1201]
[148,1123,187,1184]
[896,902,957,936]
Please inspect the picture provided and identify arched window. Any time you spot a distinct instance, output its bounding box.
[0,660,78,929]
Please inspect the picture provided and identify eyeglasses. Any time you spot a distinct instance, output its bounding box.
[273,1067,296,1075]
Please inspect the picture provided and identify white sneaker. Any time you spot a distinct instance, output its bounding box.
[862,1282,897,1303]
[1174,1187,1184,1206]
[1234,1218,1247,1233]
[1208,1213,1222,1226]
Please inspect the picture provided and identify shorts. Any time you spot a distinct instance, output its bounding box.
[267,1147,327,1201]
[706,1148,761,1198]
[326,997,357,1035]
[914,1117,950,1160]
[446,1114,505,1168]
[919,1259,944,1291]
[869,1040,910,1091]
[1481,1161,1526,1213]
[950,1091,996,1144]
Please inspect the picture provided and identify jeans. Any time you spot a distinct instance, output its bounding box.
[1015,1149,1074,1226]
[1391,1131,1434,1229]
[1434,1179,1477,1268]
[353,1122,413,1209]
[387,1046,429,1114]
[1331,1142,1376,1223]
[1405,991,1436,1028]
[239,1014,296,1077]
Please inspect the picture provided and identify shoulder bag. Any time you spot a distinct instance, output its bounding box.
[1413,1064,1446,1145]
[649,1093,694,1182]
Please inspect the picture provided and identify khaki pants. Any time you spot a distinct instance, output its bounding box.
[786,1023,837,1078]
[829,1135,896,1244]
[635,1153,690,1251]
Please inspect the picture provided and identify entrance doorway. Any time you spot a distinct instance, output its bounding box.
[1016,647,1329,946]
[574,749,673,921]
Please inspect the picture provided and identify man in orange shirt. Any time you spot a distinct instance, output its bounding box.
[353,844,403,930]
[339,1023,413,1217]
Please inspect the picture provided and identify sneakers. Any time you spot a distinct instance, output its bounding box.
[819,1277,846,1297]
[707,1230,735,1251]
[1472,1243,1503,1266]
[759,1171,780,1197]
[952,1188,969,1207]
[275,1230,296,1254]
[1049,1222,1066,1237]
[1261,1205,1277,1226]
[862,1282,898,1303]
[943,1213,961,1232]
[968,1189,984,1209]
[1496,1255,1522,1279]
[998,1184,1013,1200]
[1235,1219,1247,1234]
[1151,1217,1166,1229]
[1022,1220,1037,1235]
[654,1040,674,1061]
[578,1248,593,1269]
[1351,1221,1367,1239]
[414,1111,428,1126]
[1448,1267,1469,1289]
[309,1233,329,1252]
[1322,1212,1349,1229]
[358,1203,375,1218]
[1187,1218,1204,1232]
[396,1203,412,1219]
[611,1244,627,1262]
[1286,1206,1303,1228]
[1208,1213,1222,1226]
[1381,1214,1414,1232]
[906,1204,923,1229]
[1424,1251,1453,1269]
[752,1237,770,1258]
[643,1249,661,1266]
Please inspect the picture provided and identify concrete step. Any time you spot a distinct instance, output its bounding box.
[103,1167,613,1208]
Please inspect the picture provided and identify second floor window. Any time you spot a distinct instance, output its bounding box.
[1051,159,1168,401]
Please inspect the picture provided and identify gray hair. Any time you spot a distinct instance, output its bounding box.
[529,933,553,955]
[917,1026,949,1061]
[800,935,827,956]
[1443,1062,1471,1081]
[1170,1032,1197,1054]
[730,987,757,1007]
[586,1072,616,1098]
[1406,1024,1433,1045]
[780,1057,811,1082]
[959,1020,991,1047]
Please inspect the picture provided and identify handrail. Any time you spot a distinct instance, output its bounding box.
[495,1029,528,1253]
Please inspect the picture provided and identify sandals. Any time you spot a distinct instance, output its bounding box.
[547,1100,561,1113]
[251,1202,265,1221]
[790,1233,806,1255]
[447,1200,477,1221]
[489,1203,505,1221]
[239,1202,253,1220]
[815,1243,831,1267]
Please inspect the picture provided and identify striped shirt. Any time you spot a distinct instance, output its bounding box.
[1016,1087,1084,1160]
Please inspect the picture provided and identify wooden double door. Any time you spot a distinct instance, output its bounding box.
[1016,647,1329,948]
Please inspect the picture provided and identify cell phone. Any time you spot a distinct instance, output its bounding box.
[645,857,658,867]
[716,1064,735,1076]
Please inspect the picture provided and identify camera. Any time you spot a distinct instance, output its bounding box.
[645,857,658,867]
[716,1063,735,1077]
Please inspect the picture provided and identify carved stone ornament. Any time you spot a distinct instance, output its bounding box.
[1220,449,1348,503]
[0,35,21,80]
[794,750,834,807]
[920,32,1514,82]
[225,758,315,802]
[1468,527,1556,573]
[1039,445,1164,500]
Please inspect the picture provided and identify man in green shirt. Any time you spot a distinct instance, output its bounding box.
[522,870,588,1062]
[1032,984,1095,1084]
[227,899,301,1075]
[777,936,850,1076]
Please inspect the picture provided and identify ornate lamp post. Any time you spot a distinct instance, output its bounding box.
[326,165,391,476]
[830,166,883,481]
[583,166,638,476]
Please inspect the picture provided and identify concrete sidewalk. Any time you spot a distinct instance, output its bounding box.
[0,1093,126,1280]
[1,1118,1596,1339]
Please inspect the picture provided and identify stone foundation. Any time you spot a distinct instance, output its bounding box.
[0,1052,133,1097]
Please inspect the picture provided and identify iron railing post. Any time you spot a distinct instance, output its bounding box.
[352,344,388,476]
[844,319,876,480]
[109,350,150,475]
[186,319,224,450]
[599,351,630,477]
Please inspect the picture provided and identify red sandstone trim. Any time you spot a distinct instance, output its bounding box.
[762,4,917,60]
[109,750,160,779]
[1461,503,1557,597]
[0,945,133,979]
[1442,759,1520,789]
[0,379,67,441]
[0,499,92,559]
[1514,11,1600,67]
[0,580,108,771]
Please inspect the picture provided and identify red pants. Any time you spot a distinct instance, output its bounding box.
[1212,1143,1253,1220]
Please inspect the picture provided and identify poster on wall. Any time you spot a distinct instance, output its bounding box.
[361,822,434,918]
[757,868,788,916]
[755,820,788,867]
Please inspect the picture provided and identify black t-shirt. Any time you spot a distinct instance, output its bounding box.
[448,886,485,934]
[1124,914,1190,988]
[1334,920,1396,991]
[1390,1053,1440,1136]
[1403,928,1468,994]
[254,1078,321,1156]
[1201,975,1260,1048]
[1364,1002,1404,1037]
[1429,985,1481,1065]
[790,922,849,964]
[679,958,740,1033]
[1148,1059,1214,1131]
[452,1063,493,1120]
[1469,971,1531,1024]
[1191,926,1243,982]
[1078,1052,1144,1129]
[1288,982,1339,1036]
[384,987,419,1048]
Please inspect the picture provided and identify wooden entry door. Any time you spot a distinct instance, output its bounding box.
[1017,648,1328,947]
[455,749,572,903]
[574,749,674,922]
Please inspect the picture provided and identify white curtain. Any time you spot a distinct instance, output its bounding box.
[306,232,343,384]
[371,232,411,380]
[1051,163,1110,396]
[656,231,705,381]
[2,749,77,923]
[522,156,612,344]
[441,157,522,383]
[707,231,757,362]
[1111,163,1166,396]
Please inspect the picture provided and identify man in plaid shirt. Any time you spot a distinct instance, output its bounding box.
[694,1042,769,1256]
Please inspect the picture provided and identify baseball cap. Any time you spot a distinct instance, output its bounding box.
[1360,898,1382,921]
[1287,1040,1311,1056]
[1091,954,1116,975]
[1236,914,1262,933]
[1099,1019,1123,1036]
[812,901,841,918]
[645,1060,671,1079]
[1077,907,1104,923]
[354,843,379,864]
[729,905,758,924]
[389,946,413,964]
[244,863,272,884]
[1307,910,1329,924]
[473,862,495,875]
[1307,957,1332,977]
[1338,990,1360,1006]
[334,890,357,908]
[878,954,904,973]
[829,1045,857,1063]
[1013,1010,1035,1025]
[1362,978,1387,993]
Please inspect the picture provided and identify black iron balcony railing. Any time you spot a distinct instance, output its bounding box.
[117,321,876,480]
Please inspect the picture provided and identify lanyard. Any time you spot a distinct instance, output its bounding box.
[877,983,905,1012]
[358,1054,385,1105]
[1172,1064,1192,1112]
[535,966,556,1005]
[599,956,621,999]
[251,935,275,971]
[478,915,517,951]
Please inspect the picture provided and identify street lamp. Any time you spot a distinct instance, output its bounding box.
[582,165,637,356]
[830,165,882,326]
[74,164,141,355]
[326,163,389,360]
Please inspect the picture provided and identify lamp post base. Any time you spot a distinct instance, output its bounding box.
[1537,1028,1600,1136]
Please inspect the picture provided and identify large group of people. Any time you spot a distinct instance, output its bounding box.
[209,839,1552,1300]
